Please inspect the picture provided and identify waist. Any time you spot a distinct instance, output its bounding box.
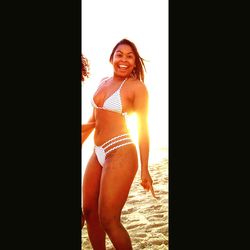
[94,129,130,147]
[94,133,133,148]
[95,115,128,133]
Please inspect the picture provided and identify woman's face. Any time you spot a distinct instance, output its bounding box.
[111,44,136,78]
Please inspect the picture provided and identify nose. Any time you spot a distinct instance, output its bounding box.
[120,55,127,61]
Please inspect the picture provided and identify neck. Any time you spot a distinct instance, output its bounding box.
[112,74,128,82]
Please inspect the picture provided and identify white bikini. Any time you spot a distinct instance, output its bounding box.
[92,78,134,167]
[91,78,128,116]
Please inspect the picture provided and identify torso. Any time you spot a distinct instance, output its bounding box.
[92,77,140,146]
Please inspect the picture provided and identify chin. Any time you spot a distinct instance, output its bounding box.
[115,71,132,78]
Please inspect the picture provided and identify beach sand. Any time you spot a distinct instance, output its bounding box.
[81,156,169,250]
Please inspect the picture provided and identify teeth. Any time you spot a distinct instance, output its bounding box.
[119,65,128,68]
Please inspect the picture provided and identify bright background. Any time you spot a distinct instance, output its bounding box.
[82,0,168,172]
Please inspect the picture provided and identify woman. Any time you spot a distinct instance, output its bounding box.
[82,38,155,250]
[81,54,90,229]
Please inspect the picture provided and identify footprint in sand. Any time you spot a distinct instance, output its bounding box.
[152,225,168,234]
[146,213,165,219]
[132,233,148,238]
[126,222,146,230]
[146,221,166,229]
[122,207,136,215]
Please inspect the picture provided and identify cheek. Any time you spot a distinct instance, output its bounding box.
[131,58,136,67]
[111,58,119,66]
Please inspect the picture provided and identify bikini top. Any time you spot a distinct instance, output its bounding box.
[91,78,127,116]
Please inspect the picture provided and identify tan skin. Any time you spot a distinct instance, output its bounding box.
[82,44,155,250]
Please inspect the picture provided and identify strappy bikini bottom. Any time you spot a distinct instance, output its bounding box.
[94,133,134,167]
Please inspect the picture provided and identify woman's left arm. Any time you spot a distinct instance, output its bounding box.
[134,82,156,198]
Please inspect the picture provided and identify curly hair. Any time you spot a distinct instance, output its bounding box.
[81,54,90,82]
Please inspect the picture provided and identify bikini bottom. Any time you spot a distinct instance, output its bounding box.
[94,133,134,167]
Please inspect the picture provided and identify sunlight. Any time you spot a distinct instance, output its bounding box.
[126,113,138,144]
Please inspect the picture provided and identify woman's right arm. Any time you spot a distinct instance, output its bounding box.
[82,109,95,144]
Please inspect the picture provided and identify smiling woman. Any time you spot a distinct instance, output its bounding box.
[81,38,157,250]
[82,1,168,249]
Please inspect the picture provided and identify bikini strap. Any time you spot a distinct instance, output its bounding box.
[118,78,127,92]
[103,137,131,150]
[101,133,129,147]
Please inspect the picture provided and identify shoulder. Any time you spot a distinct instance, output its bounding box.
[128,78,148,92]
[129,79,148,98]
[130,79,149,111]
[96,76,110,89]
[101,76,110,81]
[99,76,110,84]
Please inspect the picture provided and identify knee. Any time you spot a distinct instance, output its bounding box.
[83,204,97,220]
[99,209,119,232]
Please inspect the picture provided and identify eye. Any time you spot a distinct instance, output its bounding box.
[115,52,122,57]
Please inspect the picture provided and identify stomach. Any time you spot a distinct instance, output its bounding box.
[94,109,129,146]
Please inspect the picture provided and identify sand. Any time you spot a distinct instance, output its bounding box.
[81,157,169,250]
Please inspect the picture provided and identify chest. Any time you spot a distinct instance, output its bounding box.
[94,84,134,111]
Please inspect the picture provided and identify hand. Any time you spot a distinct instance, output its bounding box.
[140,171,156,198]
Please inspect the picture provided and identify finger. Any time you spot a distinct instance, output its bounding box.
[141,184,148,190]
[140,182,149,191]
[140,180,147,187]
[149,185,157,198]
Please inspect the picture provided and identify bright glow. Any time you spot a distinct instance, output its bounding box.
[82,0,168,163]
[126,113,139,143]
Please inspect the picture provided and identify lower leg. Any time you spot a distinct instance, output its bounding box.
[81,210,85,229]
[102,219,132,250]
[82,153,106,250]
[85,208,106,250]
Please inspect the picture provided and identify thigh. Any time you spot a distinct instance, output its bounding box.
[99,144,138,215]
[82,152,102,209]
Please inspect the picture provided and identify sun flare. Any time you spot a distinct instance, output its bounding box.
[126,113,139,144]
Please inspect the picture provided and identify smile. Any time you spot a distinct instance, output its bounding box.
[118,64,128,69]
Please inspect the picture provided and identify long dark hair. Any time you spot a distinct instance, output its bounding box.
[109,39,146,82]
[81,54,90,82]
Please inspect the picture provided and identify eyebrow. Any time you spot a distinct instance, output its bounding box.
[116,50,134,54]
